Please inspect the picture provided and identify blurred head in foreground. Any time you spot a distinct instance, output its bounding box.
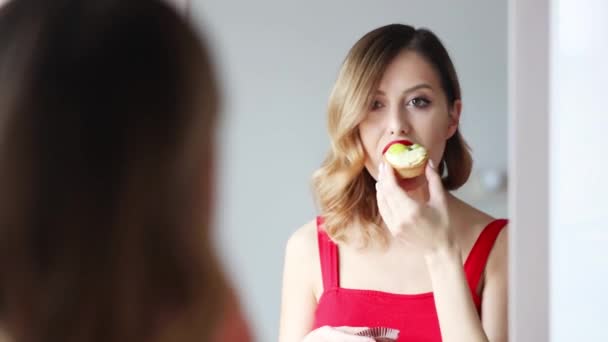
[0,1,237,341]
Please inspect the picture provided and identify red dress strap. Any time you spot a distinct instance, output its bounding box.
[464,219,508,295]
[316,216,339,290]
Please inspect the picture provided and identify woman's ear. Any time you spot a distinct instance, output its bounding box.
[446,100,462,139]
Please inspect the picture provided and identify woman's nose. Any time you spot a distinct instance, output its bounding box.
[388,109,410,136]
[390,128,406,135]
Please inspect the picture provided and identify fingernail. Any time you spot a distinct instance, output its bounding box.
[429,159,436,169]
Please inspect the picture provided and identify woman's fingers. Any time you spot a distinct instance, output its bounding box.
[425,160,447,207]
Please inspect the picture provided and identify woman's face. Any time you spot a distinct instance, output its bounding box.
[359,51,461,181]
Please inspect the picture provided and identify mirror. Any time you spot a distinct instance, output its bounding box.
[192,1,508,340]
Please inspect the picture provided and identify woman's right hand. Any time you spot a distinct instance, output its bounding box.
[302,326,376,342]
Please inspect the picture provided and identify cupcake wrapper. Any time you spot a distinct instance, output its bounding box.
[355,327,399,341]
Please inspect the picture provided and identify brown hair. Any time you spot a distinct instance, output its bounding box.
[312,24,472,244]
[0,1,227,341]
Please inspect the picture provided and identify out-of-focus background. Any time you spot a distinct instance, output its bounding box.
[190,1,508,340]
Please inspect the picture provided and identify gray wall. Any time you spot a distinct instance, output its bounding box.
[191,1,507,340]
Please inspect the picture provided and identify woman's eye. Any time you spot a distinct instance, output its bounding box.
[371,100,384,110]
[408,97,431,108]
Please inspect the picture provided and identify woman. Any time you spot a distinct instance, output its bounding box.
[0,1,249,341]
[280,24,507,342]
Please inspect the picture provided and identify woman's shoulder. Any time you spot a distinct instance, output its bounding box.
[285,218,318,254]
[451,195,495,227]
[283,218,324,298]
[284,218,321,272]
[450,195,508,253]
[455,195,508,258]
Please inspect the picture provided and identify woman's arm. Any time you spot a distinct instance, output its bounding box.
[425,245,487,342]
[278,222,382,342]
[376,162,508,341]
[279,222,319,342]
[425,228,508,342]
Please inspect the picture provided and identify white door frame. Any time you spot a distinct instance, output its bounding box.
[508,0,550,340]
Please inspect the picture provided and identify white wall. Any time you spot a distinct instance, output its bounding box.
[550,0,608,340]
[191,1,508,340]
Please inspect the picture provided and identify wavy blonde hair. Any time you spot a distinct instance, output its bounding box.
[312,24,473,245]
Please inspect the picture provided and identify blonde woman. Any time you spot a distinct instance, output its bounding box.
[280,24,507,342]
[0,1,249,341]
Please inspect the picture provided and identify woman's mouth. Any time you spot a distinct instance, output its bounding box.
[381,139,413,155]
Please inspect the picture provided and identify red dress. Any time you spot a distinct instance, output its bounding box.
[312,217,508,341]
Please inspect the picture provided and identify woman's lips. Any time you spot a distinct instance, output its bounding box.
[381,139,413,155]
